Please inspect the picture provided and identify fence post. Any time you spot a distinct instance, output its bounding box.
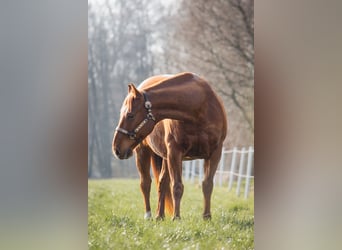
[191,160,196,184]
[219,147,225,187]
[198,159,203,184]
[244,146,254,199]
[236,147,246,196]
[184,161,190,181]
[228,147,237,191]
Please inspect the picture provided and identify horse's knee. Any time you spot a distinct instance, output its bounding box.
[172,182,184,199]
[202,179,213,195]
[202,179,213,188]
[140,178,151,192]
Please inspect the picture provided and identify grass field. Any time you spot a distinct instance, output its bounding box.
[88,179,254,250]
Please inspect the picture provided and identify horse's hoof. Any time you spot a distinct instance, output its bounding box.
[203,213,211,220]
[155,215,165,221]
[144,211,152,220]
[172,216,181,221]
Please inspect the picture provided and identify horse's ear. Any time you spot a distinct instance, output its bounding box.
[128,83,141,98]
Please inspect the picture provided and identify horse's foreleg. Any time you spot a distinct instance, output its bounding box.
[135,145,152,219]
[166,144,184,220]
[202,146,222,219]
[156,159,169,220]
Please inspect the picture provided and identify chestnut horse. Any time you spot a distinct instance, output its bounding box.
[112,72,227,220]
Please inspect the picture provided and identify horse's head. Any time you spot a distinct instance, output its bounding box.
[112,84,156,159]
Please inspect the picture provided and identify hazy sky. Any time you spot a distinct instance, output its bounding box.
[89,0,174,7]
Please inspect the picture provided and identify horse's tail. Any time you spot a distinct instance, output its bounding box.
[151,153,173,216]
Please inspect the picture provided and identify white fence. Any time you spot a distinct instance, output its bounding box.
[182,147,254,199]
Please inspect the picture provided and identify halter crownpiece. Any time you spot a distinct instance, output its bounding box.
[115,92,156,141]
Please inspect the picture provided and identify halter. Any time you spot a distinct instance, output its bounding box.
[115,92,156,141]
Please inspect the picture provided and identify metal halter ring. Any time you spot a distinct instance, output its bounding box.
[145,101,152,109]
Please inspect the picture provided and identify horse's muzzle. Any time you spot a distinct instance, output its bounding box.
[114,147,121,158]
[113,147,133,160]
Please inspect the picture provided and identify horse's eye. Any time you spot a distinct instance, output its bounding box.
[127,113,134,119]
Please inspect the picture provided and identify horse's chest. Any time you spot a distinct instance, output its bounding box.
[146,133,168,158]
[145,123,168,157]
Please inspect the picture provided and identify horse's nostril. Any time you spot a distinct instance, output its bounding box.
[115,148,120,157]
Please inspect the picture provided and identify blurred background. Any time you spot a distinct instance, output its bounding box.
[88,0,254,178]
[0,0,341,249]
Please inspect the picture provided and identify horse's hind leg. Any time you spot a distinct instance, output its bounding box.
[202,146,222,219]
[135,145,152,219]
[155,158,170,220]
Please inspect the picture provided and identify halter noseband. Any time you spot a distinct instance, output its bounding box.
[115,92,156,141]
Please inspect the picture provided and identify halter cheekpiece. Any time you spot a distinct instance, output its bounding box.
[115,92,156,141]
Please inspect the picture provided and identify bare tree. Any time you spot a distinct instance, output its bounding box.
[162,0,254,146]
[88,0,163,177]
[88,0,254,177]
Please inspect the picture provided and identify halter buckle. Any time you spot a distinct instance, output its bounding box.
[147,113,155,121]
[145,101,152,109]
[128,133,136,140]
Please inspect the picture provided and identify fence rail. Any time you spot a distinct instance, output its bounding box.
[182,146,254,199]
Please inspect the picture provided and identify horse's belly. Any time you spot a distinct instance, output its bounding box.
[146,134,209,160]
[183,136,211,159]
[145,120,218,160]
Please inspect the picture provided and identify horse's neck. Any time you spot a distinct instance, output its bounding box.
[149,86,203,123]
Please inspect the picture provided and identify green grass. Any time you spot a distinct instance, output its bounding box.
[88,179,254,250]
